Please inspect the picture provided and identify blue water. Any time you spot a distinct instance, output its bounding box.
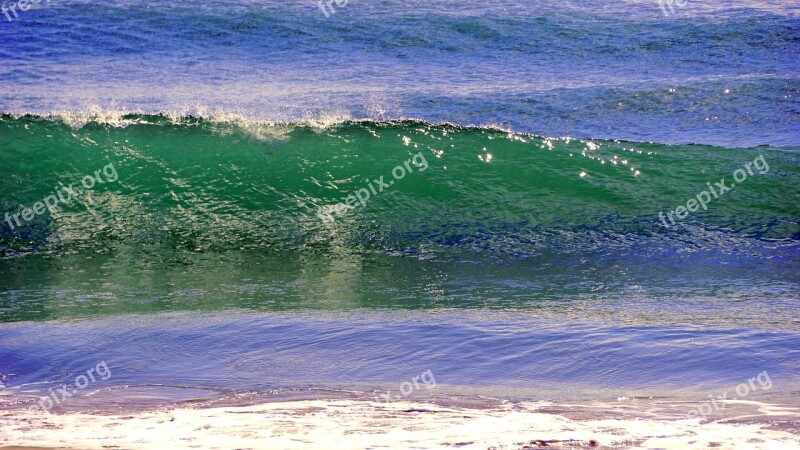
[1,0,799,413]
[0,0,797,147]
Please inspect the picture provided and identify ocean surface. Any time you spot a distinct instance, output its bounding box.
[0,0,799,448]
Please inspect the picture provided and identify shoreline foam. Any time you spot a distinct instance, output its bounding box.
[2,398,799,449]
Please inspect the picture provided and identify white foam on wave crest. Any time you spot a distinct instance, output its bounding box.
[2,107,369,143]
[42,109,154,130]
[2,399,798,449]
[3,107,537,144]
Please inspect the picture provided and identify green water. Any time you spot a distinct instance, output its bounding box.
[0,115,798,322]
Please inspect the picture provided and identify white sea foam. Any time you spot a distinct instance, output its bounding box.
[2,399,798,449]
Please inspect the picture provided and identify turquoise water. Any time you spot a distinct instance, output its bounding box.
[0,0,798,420]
